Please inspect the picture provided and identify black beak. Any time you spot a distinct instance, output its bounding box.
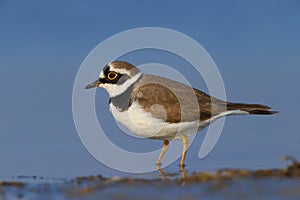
[85,79,100,89]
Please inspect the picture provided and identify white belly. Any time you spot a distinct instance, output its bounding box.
[109,102,248,140]
[109,102,200,140]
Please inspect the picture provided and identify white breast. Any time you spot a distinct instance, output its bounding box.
[109,102,200,140]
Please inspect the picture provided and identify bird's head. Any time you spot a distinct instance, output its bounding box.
[85,61,141,97]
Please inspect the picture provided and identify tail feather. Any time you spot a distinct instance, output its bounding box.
[227,102,278,115]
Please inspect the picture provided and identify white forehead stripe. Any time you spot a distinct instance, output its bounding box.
[99,71,104,78]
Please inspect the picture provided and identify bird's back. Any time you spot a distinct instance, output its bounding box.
[131,74,276,123]
[131,74,227,123]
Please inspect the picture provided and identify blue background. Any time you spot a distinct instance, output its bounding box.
[0,0,299,178]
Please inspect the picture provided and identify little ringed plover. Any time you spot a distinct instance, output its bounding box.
[85,61,277,168]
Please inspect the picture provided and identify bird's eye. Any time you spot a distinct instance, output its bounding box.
[107,71,118,80]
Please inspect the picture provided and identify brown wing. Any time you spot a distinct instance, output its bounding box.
[130,75,228,123]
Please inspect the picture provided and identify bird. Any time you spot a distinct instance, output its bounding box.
[85,61,277,169]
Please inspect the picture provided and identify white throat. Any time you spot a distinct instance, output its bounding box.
[100,72,142,97]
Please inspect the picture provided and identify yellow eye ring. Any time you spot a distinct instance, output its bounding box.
[107,71,118,80]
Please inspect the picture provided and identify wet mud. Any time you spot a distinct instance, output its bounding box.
[1,157,300,199]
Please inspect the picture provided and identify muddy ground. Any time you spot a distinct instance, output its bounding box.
[1,157,300,199]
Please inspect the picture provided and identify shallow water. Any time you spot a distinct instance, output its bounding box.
[1,177,300,200]
[1,161,300,200]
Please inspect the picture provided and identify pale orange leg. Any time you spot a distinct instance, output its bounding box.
[180,135,189,170]
[157,164,167,180]
[156,140,169,166]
